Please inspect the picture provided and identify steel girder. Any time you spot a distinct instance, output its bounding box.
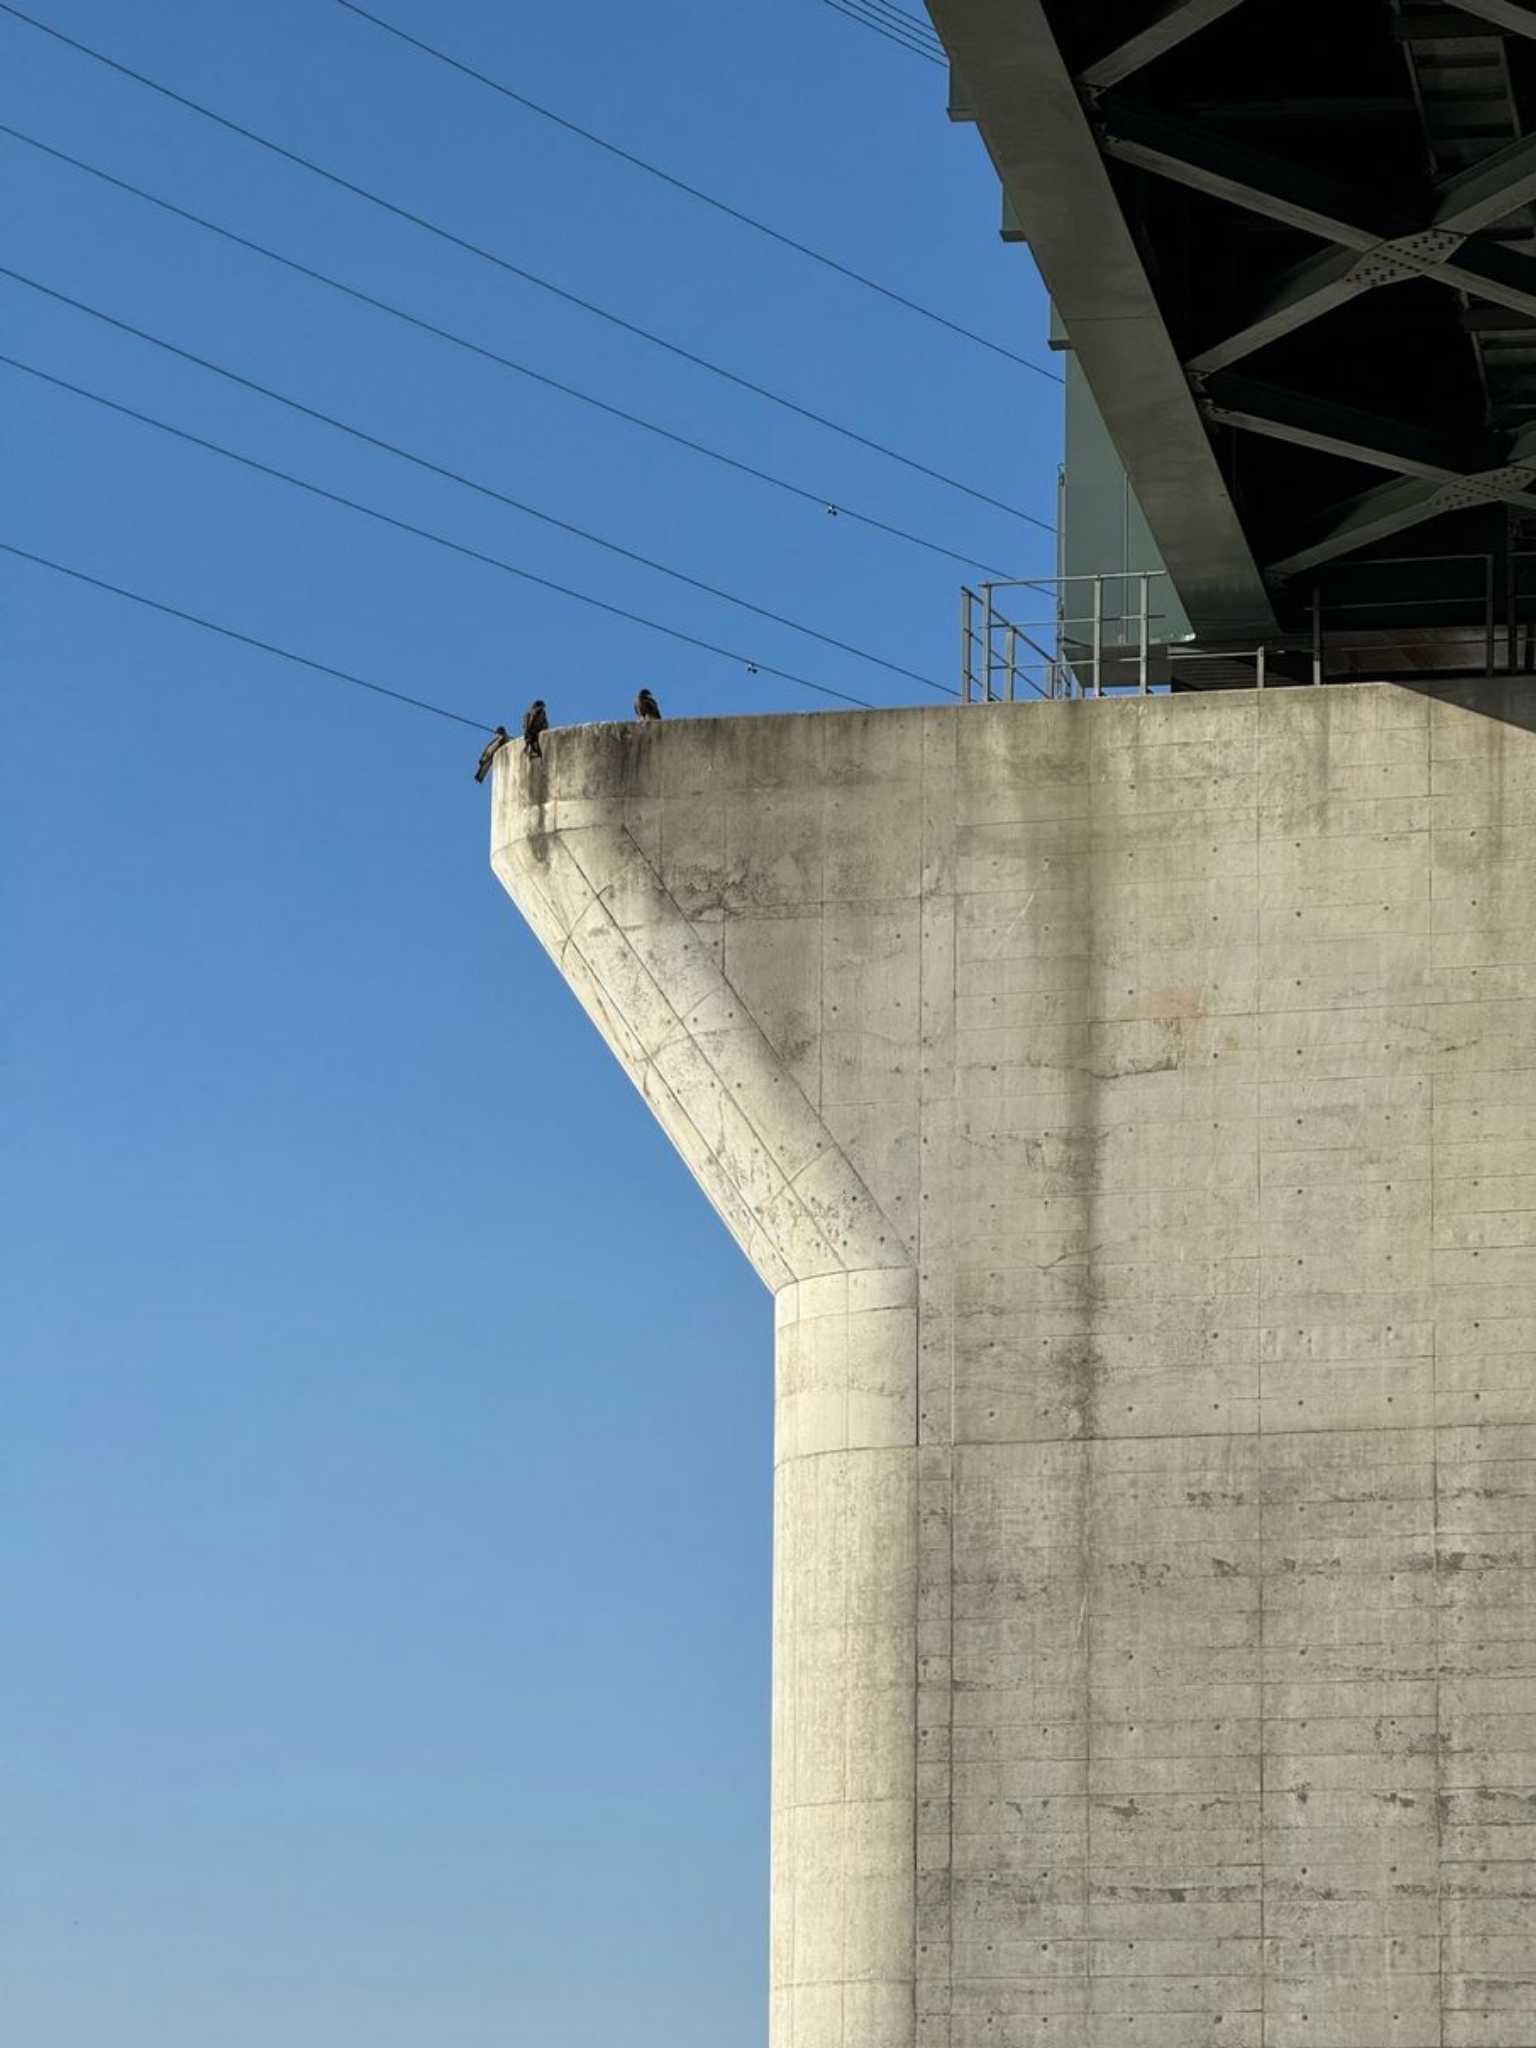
[929,0,1536,613]
[1200,376,1536,575]
[1451,0,1536,40]
[925,0,1276,636]
[1094,83,1536,571]
[1103,107,1536,367]
[1078,0,1253,91]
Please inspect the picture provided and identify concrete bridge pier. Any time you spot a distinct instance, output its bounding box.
[491,692,1536,2048]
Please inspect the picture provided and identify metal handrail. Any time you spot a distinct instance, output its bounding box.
[1308,549,1500,682]
[961,569,1174,700]
[962,545,1536,700]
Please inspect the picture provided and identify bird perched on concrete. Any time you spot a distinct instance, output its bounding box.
[635,687,662,721]
[522,699,549,757]
[473,726,510,783]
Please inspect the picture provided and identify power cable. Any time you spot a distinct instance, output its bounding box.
[336,0,1049,378]
[823,0,938,57]
[850,0,944,40]
[830,0,945,54]
[0,2,1046,524]
[822,0,946,64]
[0,266,954,695]
[3,355,877,708]
[0,125,1025,582]
[2,540,493,729]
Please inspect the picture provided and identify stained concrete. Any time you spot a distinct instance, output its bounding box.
[491,686,1536,2048]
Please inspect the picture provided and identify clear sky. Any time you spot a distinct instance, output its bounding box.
[5,2,1056,2039]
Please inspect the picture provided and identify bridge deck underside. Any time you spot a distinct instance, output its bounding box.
[932,0,1536,670]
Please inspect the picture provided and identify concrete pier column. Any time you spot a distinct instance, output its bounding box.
[492,690,1536,2048]
[772,1270,918,2045]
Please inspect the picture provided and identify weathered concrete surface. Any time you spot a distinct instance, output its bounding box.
[491,688,1536,2048]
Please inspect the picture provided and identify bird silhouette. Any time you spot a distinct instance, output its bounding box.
[523,699,549,757]
[635,688,662,720]
[474,726,510,783]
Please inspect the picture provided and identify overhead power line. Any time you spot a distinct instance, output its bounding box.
[822,0,947,65]
[2,540,493,729]
[852,0,944,40]
[0,126,1025,582]
[0,3,1046,525]
[831,0,945,55]
[4,355,878,708]
[336,0,1050,378]
[0,267,954,695]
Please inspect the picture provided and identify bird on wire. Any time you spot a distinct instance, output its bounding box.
[635,687,662,720]
[474,724,511,782]
[522,699,549,756]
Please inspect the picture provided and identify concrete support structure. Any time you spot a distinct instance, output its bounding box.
[492,689,1536,2048]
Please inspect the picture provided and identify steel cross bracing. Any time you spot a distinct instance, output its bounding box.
[930,0,1536,669]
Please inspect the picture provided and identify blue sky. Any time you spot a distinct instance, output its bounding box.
[5,3,1056,2039]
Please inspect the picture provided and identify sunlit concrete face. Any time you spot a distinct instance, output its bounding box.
[492,689,1536,2048]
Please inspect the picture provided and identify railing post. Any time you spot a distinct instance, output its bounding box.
[1311,583,1323,684]
[1256,644,1266,689]
[1507,537,1518,676]
[1138,571,1150,693]
[1092,574,1104,697]
[1056,572,1067,698]
[960,588,972,703]
[1486,553,1496,679]
[982,583,994,701]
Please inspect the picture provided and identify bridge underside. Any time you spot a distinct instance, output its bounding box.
[933,0,1536,676]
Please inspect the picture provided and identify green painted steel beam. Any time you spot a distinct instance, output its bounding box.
[1078,0,1252,91]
